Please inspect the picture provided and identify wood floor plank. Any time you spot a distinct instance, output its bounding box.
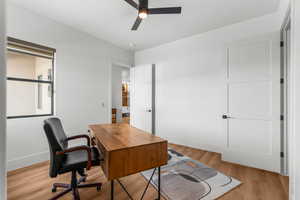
[7,144,289,200]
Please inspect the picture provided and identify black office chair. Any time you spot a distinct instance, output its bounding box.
[43,118,103,200]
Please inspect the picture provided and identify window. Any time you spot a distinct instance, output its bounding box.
[37,75,43,109]
[7,37,56,119]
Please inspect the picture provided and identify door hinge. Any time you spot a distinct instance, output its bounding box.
[280,152,284,158]
[280,41,284,47]
[281,115,284,121]
[280,78,284,84]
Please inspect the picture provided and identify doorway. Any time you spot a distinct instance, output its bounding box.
[111,64,130,124]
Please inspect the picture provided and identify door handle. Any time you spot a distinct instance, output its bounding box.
[146,109,152,112]
[222,115,231,119]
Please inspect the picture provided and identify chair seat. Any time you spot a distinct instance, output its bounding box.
[59,147,102,174]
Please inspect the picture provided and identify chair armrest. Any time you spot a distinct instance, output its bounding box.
[56,145,92,170]
[87,130,97,147]
[67,134,91,147]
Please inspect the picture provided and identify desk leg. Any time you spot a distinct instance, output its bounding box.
[157,167,161,200]
[111,180,114,200]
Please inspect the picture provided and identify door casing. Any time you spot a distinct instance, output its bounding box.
[280,13,291,176]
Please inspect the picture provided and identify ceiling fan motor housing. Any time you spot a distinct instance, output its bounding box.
[139,0,148,9]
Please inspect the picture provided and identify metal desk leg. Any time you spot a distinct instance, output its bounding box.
[111,180,114,200]
[157,167,161,200]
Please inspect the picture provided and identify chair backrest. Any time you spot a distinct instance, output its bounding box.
[43,118,69,177]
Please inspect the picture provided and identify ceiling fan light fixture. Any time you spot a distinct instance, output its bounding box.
[125,0,182,30]
[138,9,148,19]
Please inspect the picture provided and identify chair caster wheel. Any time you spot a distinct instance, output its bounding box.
[96,185,101,191]
[52,187,57,193]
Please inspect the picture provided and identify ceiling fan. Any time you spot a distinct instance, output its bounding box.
[124,0,182,31]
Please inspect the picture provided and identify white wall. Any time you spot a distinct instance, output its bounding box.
[291,0,300,199]
[122,68,130,113]
[6,4,134,170]
[122,69,130,83]
[112,65,130,122]
[111,65,123,122]
[135,12,283,153]
[0,0,6,199]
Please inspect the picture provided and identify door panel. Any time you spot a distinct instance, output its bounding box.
[228,119,272,154]
[228,41,271,81]
[223,33,280,173]
[229,82,271,118]
[130,64,153,133]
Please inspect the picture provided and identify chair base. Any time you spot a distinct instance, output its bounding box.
[50,171,102,200]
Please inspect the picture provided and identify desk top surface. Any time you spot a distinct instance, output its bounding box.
[88,123,167,151]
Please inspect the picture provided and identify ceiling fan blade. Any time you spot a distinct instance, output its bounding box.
[148,7,182,14]
[124,0,139,9]
[131,17,143,31]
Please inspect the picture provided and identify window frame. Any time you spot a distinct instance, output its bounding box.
[6,37,55,119]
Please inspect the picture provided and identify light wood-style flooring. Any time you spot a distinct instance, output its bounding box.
[7,143,289,200]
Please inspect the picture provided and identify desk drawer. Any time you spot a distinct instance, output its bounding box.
[107,141,168,180]
[90,132,106,163]
[88,124,168,181]
[92,135,109,175]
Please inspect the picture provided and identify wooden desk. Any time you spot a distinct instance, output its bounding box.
[89,123,168,200]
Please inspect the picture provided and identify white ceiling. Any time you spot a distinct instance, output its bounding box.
[8,0,280,51]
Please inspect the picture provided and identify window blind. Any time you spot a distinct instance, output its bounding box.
[7,37,56,59]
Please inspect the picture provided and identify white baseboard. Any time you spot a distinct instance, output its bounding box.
[168,139,223,154]
[7,151,49,171]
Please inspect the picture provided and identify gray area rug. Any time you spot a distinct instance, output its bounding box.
[141,149,241,200]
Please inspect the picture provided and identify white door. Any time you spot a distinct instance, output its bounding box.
[222,33,281,173]
[130,64,153,133]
